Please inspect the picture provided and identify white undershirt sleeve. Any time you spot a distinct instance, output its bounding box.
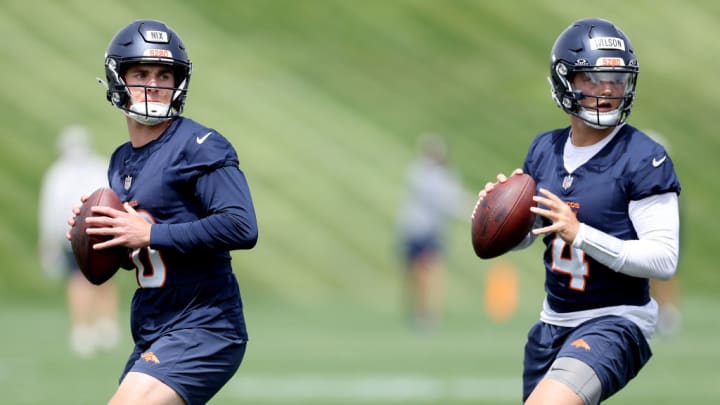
[513,215,542,250]
[572,192,680,280]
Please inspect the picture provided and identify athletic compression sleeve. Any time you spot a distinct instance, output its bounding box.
[572,192,679,279]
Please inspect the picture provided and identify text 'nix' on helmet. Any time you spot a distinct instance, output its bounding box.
[102,19,192,125]
[548,18,639,128]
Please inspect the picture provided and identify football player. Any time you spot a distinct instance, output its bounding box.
[67,19,258,405]
[474,18,681,404]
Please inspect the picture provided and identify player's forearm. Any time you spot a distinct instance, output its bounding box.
[573,223,677,279]
[150,209,258,252]
[572,192,680,279]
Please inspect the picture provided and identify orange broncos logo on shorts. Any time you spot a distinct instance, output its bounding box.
[141,351,160,364]
[570,338,591,351]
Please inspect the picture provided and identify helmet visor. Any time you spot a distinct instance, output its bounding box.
[575,71,634,93]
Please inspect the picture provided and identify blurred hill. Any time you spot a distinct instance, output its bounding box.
[1,0,717,308]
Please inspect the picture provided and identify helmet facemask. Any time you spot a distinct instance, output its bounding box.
[127,97,175,126]
[104,58,190,126]
[552,64,638,129]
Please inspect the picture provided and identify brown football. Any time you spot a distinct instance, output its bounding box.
[69,187,127,285]
[471,173,537,259]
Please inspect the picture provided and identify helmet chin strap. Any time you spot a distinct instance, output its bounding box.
[574,92,624,129]
[577,106,621,129]
[126,101,174,126]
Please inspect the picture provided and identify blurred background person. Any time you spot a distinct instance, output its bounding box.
[397,134,471,331]
[38,125,120,358]
[646,130,683,337]
[651,277,682,336]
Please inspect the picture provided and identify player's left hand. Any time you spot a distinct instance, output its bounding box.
[65,194,90,241]
[472,168,524,220]
[85,202,151,250]
[530,188,580,244]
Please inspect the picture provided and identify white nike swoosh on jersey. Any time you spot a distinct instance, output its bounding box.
[652,155,667,167]
[196,131,212,144]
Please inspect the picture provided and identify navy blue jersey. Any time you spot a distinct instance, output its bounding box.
[523,124,680,313]
[108,117,257,345]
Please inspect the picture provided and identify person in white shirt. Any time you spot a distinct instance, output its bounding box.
[38,125,120,357]
[397,134,471,331]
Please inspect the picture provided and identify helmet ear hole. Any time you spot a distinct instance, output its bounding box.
[556,63,568,77]
[110,90,128,108]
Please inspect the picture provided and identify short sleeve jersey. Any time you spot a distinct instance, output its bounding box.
[522,124,681,312]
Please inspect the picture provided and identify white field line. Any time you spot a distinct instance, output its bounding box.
[226,374,520,402]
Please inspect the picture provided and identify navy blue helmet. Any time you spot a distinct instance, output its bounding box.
[548,18,639,128]
[103,19,192,125]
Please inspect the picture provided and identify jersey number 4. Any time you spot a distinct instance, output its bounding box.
[551,236,589,291]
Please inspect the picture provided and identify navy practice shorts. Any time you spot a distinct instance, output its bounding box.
[402,234,441,267]
[121,327,247,405]
[522,315,651,402]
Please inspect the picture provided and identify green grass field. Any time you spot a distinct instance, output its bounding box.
[1,0,719,403]
[1,293,719,404]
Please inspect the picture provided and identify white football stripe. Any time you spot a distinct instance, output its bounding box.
[225,374,520,401]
